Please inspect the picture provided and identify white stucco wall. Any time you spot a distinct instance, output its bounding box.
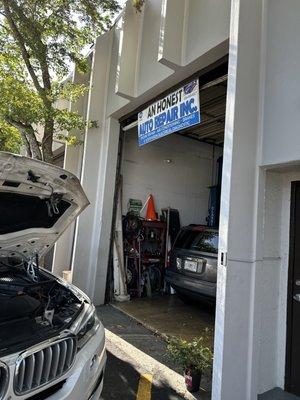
[212,0,266,398]
[213,0,300,397]
[246,0,300,394]
[137,0,172,94]
[261,0,300,166]
[58,0,300,398]
[254,1,300,392]
[254,168,300,393]
[52,67,90,277]
[184,0,231,65]
[66,0,230,306]
[110,0,230,119]
[257,171,282,394]
[122,129,222,226]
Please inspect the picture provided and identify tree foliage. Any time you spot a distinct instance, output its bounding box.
[0,0,120,163]
[131,0,145,12]
[0,120,22,153]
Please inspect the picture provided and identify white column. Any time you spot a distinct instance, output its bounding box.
[52,68,88,277]
[71,32,120,306]
[91,117,120,305]
[212,0,264,399]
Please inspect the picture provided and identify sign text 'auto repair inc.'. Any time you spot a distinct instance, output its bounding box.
[138,80,201,146]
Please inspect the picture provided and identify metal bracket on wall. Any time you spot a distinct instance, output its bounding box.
[220,252,227,267]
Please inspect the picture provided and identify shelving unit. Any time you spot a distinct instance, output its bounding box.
[124,219,166,298]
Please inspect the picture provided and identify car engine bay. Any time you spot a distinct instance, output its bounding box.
[0,254,82,356]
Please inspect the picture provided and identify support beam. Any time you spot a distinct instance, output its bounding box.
[71,32,119,305]
[158,0,187,69]
[115,3,144,99]
[52,67,88,277]
[212,0,264,398]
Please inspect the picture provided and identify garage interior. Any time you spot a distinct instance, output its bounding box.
[108,64,227,345]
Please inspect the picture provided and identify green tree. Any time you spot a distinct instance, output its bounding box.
[0,0,120,163]
[0,121,22,153]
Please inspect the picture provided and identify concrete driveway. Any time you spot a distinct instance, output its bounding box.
[98,305,212,400]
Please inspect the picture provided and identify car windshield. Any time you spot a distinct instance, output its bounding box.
[174,229,219,254]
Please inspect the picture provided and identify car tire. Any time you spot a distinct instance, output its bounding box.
[126,264,137,289]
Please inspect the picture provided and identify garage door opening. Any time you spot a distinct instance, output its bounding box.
[107,64,227,362]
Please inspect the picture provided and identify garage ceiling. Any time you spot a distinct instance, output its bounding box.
[178,78,227,146]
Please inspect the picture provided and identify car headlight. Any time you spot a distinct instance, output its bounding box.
[176,257,182,269]
[76,306,100,351]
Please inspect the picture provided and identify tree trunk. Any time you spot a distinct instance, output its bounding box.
[7,119,42,160]
[42,118,54,163]
[3,0,54,164]
[25,126,42,160]
[18,128,32,157]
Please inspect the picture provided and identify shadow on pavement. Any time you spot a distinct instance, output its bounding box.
[98,305,175,370]
[102,351,185,400]
[98,305,212,394]
[102,351,138,400]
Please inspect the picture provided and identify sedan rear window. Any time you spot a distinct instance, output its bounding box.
[174,229,219,254]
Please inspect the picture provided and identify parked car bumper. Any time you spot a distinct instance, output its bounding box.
[3,325,106,400]
[165,270,216,299]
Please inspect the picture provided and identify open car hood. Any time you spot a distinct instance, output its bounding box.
[0,152,89,260]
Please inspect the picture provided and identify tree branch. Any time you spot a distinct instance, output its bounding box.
[5,0,52,92]
[2,0,54,162]
[42,118,54,162]
[6,117,42,160]
[0,22,10,33]
[1,0,47,102]
[4,117,31,156]
[18,128,32,157]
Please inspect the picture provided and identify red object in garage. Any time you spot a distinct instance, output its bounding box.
[146,194,157,221]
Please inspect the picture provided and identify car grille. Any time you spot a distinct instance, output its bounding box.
[14,337,76,395]
[0,363,8,399]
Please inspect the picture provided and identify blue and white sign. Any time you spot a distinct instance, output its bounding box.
[138,79,200,146]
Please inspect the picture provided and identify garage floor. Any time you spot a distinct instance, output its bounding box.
[112,294,215,343]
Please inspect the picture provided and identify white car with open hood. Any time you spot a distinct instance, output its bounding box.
[0,152,106,400]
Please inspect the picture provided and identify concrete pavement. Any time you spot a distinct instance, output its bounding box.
[97,305,211,400]
[113,295,215,342]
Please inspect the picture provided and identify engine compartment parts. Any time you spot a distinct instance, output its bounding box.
[0,255,82,356]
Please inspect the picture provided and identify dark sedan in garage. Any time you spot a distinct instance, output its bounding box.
[165,225,219,302]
